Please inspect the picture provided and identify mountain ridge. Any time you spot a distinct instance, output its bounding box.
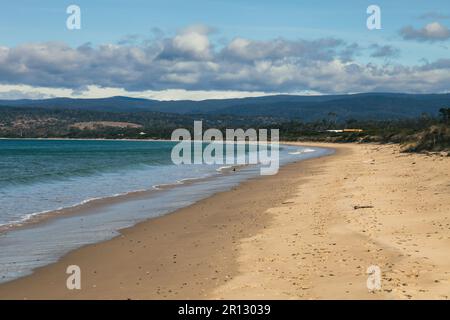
[1,92,449,121]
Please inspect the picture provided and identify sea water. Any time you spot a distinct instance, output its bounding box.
[0,139,333,283]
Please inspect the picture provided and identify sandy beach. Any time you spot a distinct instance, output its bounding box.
[0,142,449,299]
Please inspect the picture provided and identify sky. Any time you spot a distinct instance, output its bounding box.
[0,0,449,100]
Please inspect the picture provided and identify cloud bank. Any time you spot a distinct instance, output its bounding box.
[0,25,449,96]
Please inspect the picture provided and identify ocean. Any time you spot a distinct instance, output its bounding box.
[0,139,333,283]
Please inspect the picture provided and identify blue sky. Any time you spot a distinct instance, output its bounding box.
[0,1,449,99]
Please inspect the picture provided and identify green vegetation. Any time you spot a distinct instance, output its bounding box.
[279,109,450,152]
[0,105,448,153]
[0,106,281,139]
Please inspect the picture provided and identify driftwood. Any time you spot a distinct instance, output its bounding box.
[353,205,374,210]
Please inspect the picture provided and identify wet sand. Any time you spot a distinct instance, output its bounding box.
[0,143,449,299]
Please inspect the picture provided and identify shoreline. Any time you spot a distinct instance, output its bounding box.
[0,142,334,298]
[0,141,321,235]
[0,164,232,235]
[0,137,174,142]
[0,142,449,299]
[0,142,331,286]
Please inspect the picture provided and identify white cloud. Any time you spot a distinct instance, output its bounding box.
[172,26,212,60]
[0,25,449,97]
[400,22,450,41]
[0,84,276,101]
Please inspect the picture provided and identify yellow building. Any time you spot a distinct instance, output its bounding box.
[343,129,363,133]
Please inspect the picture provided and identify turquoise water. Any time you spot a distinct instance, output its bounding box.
[0,139,333,283]
[0,139,220,227]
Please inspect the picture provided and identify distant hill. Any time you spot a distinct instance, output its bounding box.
[1,93,449,121]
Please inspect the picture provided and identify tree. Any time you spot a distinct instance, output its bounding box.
[327,112,338,128]
[439,108,450,124]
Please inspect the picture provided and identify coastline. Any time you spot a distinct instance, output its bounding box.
[0,138,285,235]
[0,164,235,234]
[0,142,449,299]
[0,141,330,285]
[0,137,174,142]
[0,140,326,237]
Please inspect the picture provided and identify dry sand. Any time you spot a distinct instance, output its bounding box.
[0,142,449,299]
